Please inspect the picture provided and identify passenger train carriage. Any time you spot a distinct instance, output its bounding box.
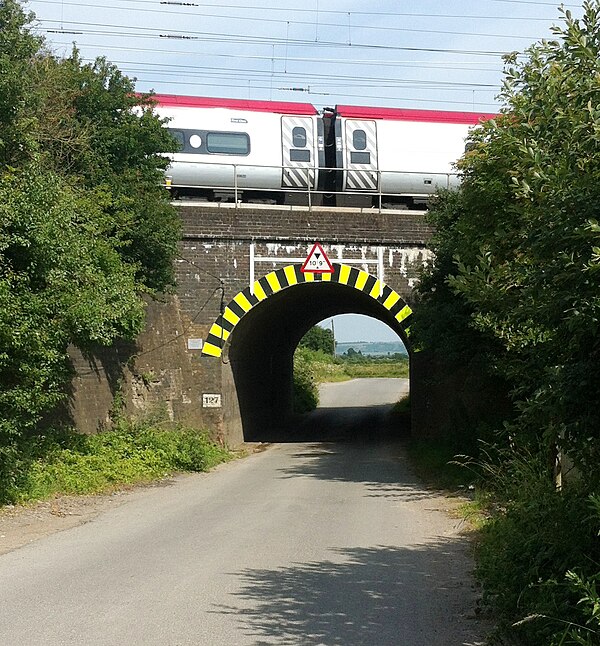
[152,94,495,208]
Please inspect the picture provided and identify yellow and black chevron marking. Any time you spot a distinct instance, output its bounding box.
[201,263,412,358]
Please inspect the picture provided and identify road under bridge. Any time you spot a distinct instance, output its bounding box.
[67,202,496,444]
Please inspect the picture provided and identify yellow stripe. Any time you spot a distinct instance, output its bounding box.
[404,326,412,337]
[233,292,252,312]
[339,264,351,285]
[395,304,413,323]
[266,271,282,292]
[202,342,222,358]
[321,272,332,282]
[209,323,229,341]
[303,271,315,282]
[383,291,401,310]
[369,280,382,298]
[253,281,267,301]
[223,307,240,326]
[284,265,298,286]
[355,271,369,291]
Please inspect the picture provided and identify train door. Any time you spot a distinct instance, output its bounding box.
[281,116,316,189]
[337,119,379,192]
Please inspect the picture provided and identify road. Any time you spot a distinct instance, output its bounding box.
[0,379,487,645]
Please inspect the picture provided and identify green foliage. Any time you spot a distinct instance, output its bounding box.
[298,325,335,355]
[292,347,320,413]
[411,4,600,642]
[0,1,181,448]
[0,422,232,505]
[471,444,600,645]
[0,0,44,165]
[293,346,410,395]
[292,345,410,414]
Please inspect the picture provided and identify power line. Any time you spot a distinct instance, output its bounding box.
[34,2,544,41]
[128,77,500,109]
[41,21,521,57]
[31,0,568,22]
[43,38,514,68]
[104,58,500,91]
[94,56,504,75]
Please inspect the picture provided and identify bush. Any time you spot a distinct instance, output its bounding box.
[472,444,600,645]
[293,347,319,413]
[0,423,232,505]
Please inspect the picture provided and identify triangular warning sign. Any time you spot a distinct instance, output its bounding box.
[301,242,334,274]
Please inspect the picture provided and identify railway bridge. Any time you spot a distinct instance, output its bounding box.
[69,202,451,444]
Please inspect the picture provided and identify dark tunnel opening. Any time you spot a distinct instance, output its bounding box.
[226,281,410,442]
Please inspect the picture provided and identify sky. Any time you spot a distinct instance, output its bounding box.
[27,0,584,112]
[25,0,586,342]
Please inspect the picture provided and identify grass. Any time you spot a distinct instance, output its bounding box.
[298,348,410,384]
[0,420,233,506]
[404,437,475,491]
[401,425,490,531]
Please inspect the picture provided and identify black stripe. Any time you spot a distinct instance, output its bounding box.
[331,264,341,283]
[276,267,290,289]
[362,274,377,294]
[206,333,225,349]
[347,267,360,287]
[259,276,274,297]
[228,300,246,319]
[388,299,407,318]
[294,264,306,283]
[219,317,234,333]
[313,273,323,281]
[241,287,259,308]
[377,285,393,305]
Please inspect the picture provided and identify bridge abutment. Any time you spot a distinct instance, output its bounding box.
[67,204,435,444]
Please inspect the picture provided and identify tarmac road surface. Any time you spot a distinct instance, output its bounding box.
[0,379,487,645]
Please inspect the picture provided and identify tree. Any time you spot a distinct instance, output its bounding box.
[0,0,44,165]
[0,0,180,446]
[412,4,600,641]
[415,2,600,474]
[298,325,335,355]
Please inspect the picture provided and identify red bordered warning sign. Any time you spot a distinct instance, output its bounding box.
[301,242,334,274]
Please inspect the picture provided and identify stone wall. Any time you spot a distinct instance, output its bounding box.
[66,203,437,444]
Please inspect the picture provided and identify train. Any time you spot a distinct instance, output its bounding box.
[152,94,495,209]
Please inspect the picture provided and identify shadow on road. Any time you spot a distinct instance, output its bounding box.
[274,441,435,502]
[214,542,485,646]
[273,402,410,444]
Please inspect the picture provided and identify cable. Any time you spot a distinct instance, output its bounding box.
[40,20,526,57]
[102,57,499,90]
[86,56,505,75]
[34,3,544,41]
[30,0,569,22]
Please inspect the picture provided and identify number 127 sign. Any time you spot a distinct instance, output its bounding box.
[301,242,334,274]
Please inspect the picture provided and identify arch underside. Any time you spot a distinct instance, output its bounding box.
[202,263,412,358]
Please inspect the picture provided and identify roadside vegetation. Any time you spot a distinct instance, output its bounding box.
[0,419,233,506]
[0,1,193,505]
[411,4,600,644]
[293,325,409,412]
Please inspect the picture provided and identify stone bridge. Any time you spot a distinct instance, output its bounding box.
[69,203,444,445]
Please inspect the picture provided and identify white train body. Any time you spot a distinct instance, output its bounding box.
[152,94,494,207]
[154,95,323,199]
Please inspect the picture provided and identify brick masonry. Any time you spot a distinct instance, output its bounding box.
[68,203,438,444]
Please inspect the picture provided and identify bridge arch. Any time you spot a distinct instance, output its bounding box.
[201,263,413,441]
[202,263,413,359]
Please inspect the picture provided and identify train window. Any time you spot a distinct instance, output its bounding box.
[206,132,250,155]
[168,129,185,150]
[188,134,202,149]
[292,127,307,148]
[290,149,311,162]
[351,151,371,164]
[353,129,367,151]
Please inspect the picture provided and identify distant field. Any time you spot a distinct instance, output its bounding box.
[336,341,407,356]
